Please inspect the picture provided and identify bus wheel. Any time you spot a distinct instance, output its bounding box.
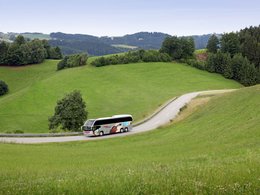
[120,128,124,133]
[125,127,128,132]
[99,131,104,136]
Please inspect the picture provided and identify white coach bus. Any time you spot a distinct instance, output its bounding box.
[82,114,133,136]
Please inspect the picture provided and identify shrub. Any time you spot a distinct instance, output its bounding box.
[91,50,171,67]
[0,80,9,96]
[186,59,205,70]
[57,53,88,70]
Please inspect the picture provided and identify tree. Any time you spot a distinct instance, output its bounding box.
[205,51,232,78]
[213,51,231,75]
[0,38,62,66]
[181,37,195,58]
[49,90,88,132]
[206,34,219,53]
[160,36,194,60]
[0,80,9,96]
[222,53,233,79]
[205,53,216,72]
[240,30,260,69]
[160,36,183,59]
[27,39,46,64]
[0,41,9,64]
[231,54,257,86]
[14,35,26,45]
[220,32,240,57]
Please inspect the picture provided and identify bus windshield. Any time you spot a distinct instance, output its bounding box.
[85,120,95,127]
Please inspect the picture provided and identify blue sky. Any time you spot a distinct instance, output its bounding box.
[0,0,259,36]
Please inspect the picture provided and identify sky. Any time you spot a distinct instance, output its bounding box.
[0,0,259,36]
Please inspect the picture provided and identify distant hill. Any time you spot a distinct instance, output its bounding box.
[100,32,170,50]
[49,32,126,56]
[1,31,216,56]
[49,32,214,56]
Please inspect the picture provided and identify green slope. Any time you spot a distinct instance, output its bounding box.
[0,60,241,133]
[0,86,259,194]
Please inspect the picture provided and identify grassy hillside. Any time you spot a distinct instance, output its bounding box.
[0,86,259,194]
[0,60,241,133]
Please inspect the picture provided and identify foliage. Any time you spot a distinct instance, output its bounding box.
[231,54,257,86]
[0,35,62,66]
[220,32,240,57]
[57,53,88,70]
[185,59,205,70]
[206,51,232,77]
[239,25,260,69]
[0,80,8,96]
[160,36,195,60]
[206,34,219,53]
[206,52,257,86]
[202,25,260,86]
[91,50,171,67]
[49,90,88,132]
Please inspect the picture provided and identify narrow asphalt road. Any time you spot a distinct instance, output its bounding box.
[0,89,236,144]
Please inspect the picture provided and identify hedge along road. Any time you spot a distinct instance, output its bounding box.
[0,89,237,144]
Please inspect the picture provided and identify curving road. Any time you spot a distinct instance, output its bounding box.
[0,89,236,144]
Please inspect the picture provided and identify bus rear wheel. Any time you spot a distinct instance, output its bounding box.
[99,131,104,136]
[120,128,124,133]
[124,127,128,132]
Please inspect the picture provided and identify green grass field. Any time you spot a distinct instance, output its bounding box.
[195,49,207,54]
[21,33,51,40]
[0,85,259,194]
[112,44,138,49]
[0,60,241,133]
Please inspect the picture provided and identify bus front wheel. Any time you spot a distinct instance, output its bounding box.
[99,131,104,136]
[120,128,124,133]
[125,127,128,132]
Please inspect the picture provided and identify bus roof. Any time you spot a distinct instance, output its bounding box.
[84,115,133,125]
[95,115,132,121]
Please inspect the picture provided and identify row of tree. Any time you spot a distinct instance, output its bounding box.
[0,35,62,66]
[91,50,171,67]
[204,25,260,86]
[57,53,88,70]
[206,52,258,86]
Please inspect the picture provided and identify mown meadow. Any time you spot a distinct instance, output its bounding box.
[0,59,241,133]
[0,86,259,194]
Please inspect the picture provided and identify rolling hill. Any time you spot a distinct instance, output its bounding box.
[0,85,259,194]
[1,32,216,55]
[0,59,241,133]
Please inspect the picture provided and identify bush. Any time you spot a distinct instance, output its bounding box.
[257,70,260,84]
[57,53,88,70]
[91,50,171,67]
[186,59,205,70]
[48,90,88,131]
[0,80,9,96]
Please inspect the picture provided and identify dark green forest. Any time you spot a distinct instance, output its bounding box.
[0,35,62,66]
[188,25,260,86]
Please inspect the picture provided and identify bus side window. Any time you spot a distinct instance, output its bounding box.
[94,126,101,130]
